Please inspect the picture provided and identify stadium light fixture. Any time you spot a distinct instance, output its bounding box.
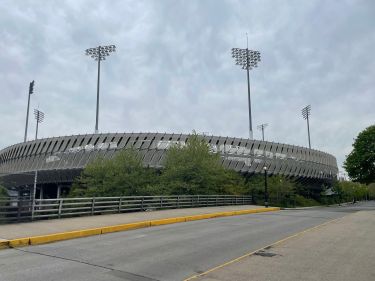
[85,45,116,134]
[34,109,45,140]
[301,105,311,149]
[257,123,268,141]
[231,35,261,140]
[24,80,35,142]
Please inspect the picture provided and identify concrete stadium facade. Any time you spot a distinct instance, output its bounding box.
[0,132,338,197]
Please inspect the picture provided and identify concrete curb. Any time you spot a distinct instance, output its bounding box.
[1,207,280,249]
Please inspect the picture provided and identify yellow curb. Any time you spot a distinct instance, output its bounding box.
[0,240,9,249]
[101,221,151,234]
[150,217,186,226]
[9,238,30,248]
[185,213,216,221]
[2,207,280,249]
[29,228,102,245]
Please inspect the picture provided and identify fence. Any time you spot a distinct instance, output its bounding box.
[0,195,252,224]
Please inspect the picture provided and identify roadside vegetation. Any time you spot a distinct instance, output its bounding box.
[70,132,374,207]
[344,125,375,185]
[0,183,8,198]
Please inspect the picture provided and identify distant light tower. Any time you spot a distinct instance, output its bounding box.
[85,45,116,134]
[302,105,312,149]
[257,123,268,141]
[34,109,45,140]
[232,36,261,140]
[32,108,44,219]
[24,80,35,142]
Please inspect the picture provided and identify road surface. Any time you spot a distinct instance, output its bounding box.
[1,202,374,281]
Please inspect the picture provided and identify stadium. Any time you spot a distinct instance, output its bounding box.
[0,132,338,198]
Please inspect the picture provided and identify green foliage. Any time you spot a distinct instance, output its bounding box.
[0,184,8,198]
[161,133,246,195]
[333,180,368,202]
[246,174,297,207]
[344,125,375,184]
[368,183,375,199]
[70,148,159,197]
[294,195,319,207]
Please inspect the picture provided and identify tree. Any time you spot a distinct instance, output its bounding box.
[344,125,375,184]
[161,133,246,195]
[333,180,368,202]
[70,148,159,197]
[0,183,8,198]
[368,183,375,199]
[246,174,296,206]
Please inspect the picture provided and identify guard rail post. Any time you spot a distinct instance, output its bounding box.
[58,198,63,218]
[91,197,95,215]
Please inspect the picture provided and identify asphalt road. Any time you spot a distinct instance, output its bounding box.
[1,202,374,281]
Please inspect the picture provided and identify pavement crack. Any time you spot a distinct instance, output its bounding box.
[13,248,160,281]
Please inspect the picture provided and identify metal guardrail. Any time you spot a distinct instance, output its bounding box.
[0,195,252,224]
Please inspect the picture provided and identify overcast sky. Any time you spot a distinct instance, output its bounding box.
[0,0,374,170]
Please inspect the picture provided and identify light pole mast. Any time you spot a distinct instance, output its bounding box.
[232,37,261,140]
[302,105,312,149]
[31,108,44,219]
[257,123,268,141]
[85,45,116,134]
[24,80,34,142]
[34,109,44,140]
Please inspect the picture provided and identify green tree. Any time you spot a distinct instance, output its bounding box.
[161,133,246,195]
[0,184,8,198]
[344,125,375,184]
[368,183,375,199]
[70,148,159,197]
[333,180,368,202]
[246,175,296,206]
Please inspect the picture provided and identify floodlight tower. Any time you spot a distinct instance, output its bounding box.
[257,123,268,141]
[34,109,45,140]
[85,45,116,134]
[302,105,311,149]
[24,80,35,142]
[232,37,261,140]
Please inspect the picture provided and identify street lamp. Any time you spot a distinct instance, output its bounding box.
[85,45,116,134]
[302,105,312,149]
[257,123,268,141]
[24,80,35,142]
[34,109,45,140]
[263,166,269,208]
[231,39,261,140]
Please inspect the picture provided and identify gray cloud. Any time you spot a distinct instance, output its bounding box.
[0,0,374,171]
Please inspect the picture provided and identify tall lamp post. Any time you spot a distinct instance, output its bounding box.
[263,166,269,208]
[257,123,268,141]
[31,109,44,219]
[85,45,116,134]
[231,39,261,140]
[24,80,35,142]
[302,105,311,149]
[34,109,45,140]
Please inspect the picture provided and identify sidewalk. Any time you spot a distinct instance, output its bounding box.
[0,205,277,245]
[191,209,375,281]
